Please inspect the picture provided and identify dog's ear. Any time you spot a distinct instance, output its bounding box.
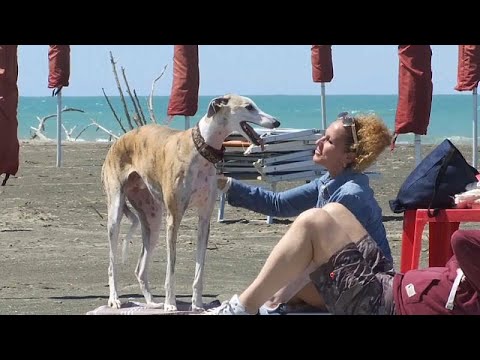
[207,97,229,118]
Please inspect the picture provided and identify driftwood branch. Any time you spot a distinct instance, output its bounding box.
[109,51,134,130]
[74,123,96,140]
[30,107,85,140]
[148,64,168,124]
[30,126,50,141]
[102,88,127,134]
[62,124,77,141]
[89,119,120,140]
[133,89,146,126]
[35,107,85,132]
[61,107,85,114]
[74,120,119,141]
[30,105,124,142]
[121,67,143,128]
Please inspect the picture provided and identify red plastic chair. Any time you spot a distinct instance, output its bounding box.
[400,208,480,272]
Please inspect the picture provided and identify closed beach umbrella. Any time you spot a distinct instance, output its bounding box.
[311,45,334,130]
[48,45,70,91]
[167,45,199,129]
[455,45,480,168]
[0,45,19,186]
[48,45,70,167]
[393,45,433,166]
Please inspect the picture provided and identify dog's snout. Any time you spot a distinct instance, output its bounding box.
[273,119,281,128]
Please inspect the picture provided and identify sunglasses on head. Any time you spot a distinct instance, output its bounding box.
[337,112,358,147]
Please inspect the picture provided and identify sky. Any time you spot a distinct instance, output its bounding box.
[16,45,461,97]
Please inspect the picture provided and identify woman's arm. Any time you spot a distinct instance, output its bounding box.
[225,178,319,217]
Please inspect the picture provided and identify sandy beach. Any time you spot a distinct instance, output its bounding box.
[0,140,476,315]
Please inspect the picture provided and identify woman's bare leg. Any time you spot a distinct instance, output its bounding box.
[238,203,368,314]
[264,263,326,310]
[288,281,327,309]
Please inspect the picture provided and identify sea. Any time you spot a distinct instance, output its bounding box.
[17,94,479,146]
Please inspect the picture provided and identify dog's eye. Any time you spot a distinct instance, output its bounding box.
[245,104,254,111]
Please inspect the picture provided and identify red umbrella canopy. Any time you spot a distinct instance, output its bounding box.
[48,45,70,92]
[311,45,333,83]
[167,45,199,117]
[0,45,19,184]
[394,45,433,137]
[455,45,480,91]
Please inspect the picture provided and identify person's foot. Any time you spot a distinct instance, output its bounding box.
[258,303,287,315]
[204,294,253,315]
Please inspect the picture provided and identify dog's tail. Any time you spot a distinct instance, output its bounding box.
[122,203,139,264]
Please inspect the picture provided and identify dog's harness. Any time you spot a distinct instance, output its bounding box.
[192,124,225,164]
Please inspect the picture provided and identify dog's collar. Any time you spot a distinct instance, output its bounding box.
[192,124,225,164]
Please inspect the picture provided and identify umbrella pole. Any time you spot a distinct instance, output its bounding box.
[473,88,478,168]
[321,83,327,130]
[414,134,422,167]
[56,90,62,167]
[185,116,190,130]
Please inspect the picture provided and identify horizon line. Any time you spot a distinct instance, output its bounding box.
[18,93,468,98]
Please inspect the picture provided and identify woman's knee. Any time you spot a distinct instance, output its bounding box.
[322,202,350,214]
[451,229,480,292]
[451,229,480,258]
[295,208,332,231]
[321,202,356,221]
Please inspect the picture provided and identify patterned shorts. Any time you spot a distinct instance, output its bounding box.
[309,234,395,315]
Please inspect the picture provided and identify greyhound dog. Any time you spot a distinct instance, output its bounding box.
[101,94,280,311]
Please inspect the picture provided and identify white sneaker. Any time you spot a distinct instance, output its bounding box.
[204,294,252,315]
[258,303,287,315]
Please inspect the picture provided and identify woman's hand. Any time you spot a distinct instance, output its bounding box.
[217,175,232,192]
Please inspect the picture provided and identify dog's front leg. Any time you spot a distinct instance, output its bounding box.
[191,196,216,311]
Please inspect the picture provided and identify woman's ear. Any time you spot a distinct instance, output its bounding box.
[345,151,356,167]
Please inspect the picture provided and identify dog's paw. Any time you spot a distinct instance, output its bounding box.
[108,298,122,309]
[191,304,205,312]
[164,303,178,312]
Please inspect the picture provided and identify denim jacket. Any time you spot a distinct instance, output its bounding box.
[226,168,392,262]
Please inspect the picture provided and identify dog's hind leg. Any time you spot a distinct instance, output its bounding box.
[106,189,126,309]
[121,204,139,264]
[127,187,164,308]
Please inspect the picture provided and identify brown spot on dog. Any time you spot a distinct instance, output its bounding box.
[151,154,158,169]
[120,152,131,169]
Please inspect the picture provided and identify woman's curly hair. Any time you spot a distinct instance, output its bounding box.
[344,113,392,172]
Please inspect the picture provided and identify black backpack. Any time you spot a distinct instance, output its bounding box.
[389,139,479,216]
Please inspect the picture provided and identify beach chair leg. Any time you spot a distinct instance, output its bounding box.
[266,182,277,224]
[217,191,226,222]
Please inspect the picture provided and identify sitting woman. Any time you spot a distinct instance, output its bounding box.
[206,203,480,315]
[217,112,393,313]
